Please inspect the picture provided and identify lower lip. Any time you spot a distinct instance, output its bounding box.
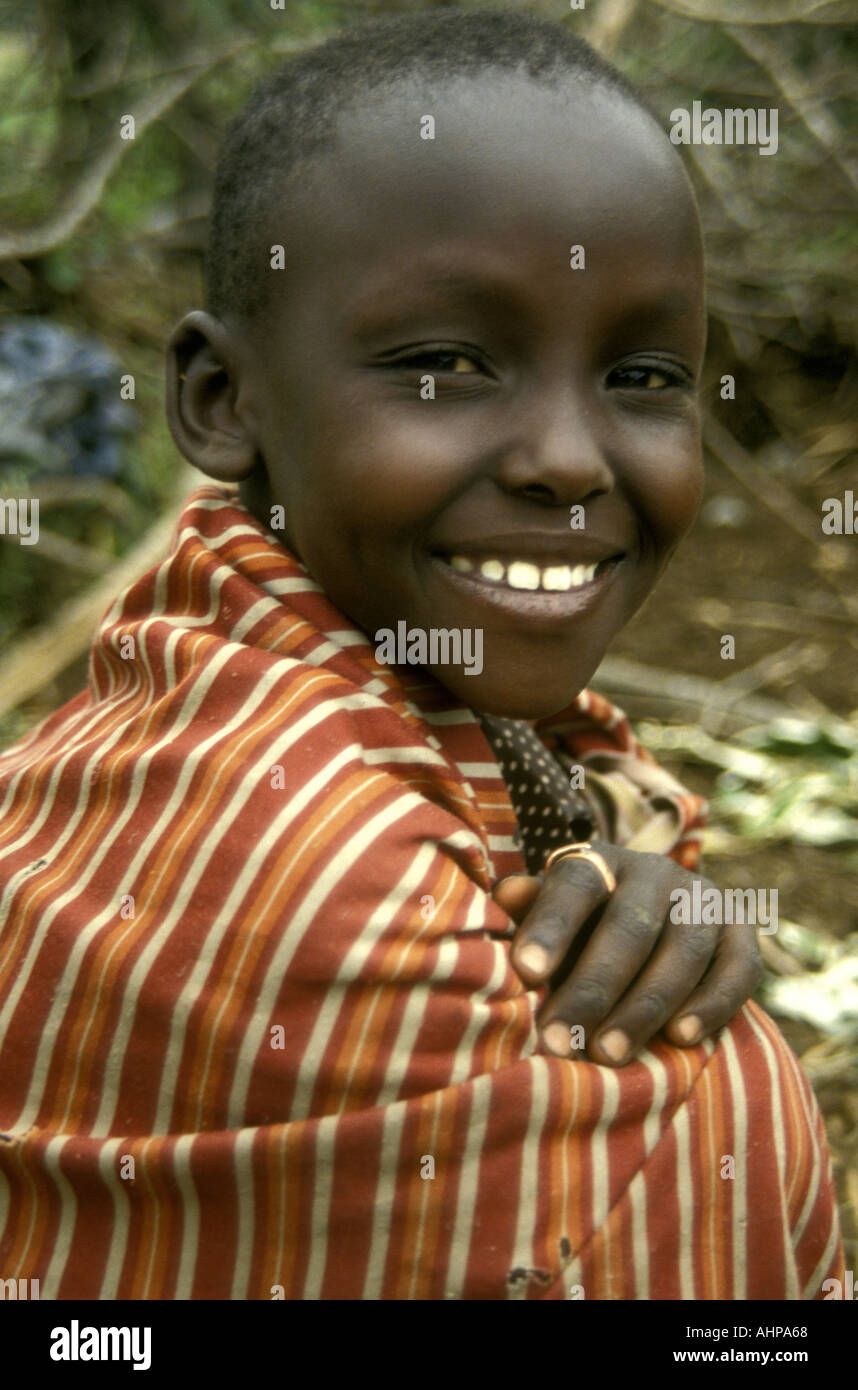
[427,555,622,625]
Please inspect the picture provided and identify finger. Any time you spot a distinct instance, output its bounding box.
[582,913,720,1064]
[510,843,621,985]
[663,923,764,1047]
[491,874,541,923]
[535,862,697,1057]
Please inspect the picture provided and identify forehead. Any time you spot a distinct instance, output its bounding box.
[267,72,702,332]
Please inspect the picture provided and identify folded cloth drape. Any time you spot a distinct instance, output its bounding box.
[0,486,843,1299]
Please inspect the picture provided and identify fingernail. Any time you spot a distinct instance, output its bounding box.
[598,1029,630,1064]
[675,1014,703,1045]
[543,1022,571,1056]
[518,943,549,976]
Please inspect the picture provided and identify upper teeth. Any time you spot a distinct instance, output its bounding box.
[447,555,599,591]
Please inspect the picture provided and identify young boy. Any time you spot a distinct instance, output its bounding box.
[0,12,843,1300]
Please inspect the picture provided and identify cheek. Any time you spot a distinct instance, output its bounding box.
[629,426,704,548]
[657,459,704,540]
[311,412,482,529]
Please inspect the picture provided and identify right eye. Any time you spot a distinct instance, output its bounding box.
[393,350,482,374]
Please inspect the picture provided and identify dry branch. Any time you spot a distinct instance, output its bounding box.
[704,415,858,622]
[0,467,197,721]
[0,68,206,262]
[0,31,328,264]
[593,653,803,730]
[650,0,855,25]
[724,23,858,197]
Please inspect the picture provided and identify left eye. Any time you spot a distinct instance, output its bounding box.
[610,366,678,389]
[438,353,479,373]
[401,352,480,373]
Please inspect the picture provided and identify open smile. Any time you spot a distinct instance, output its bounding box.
[436,551,619,592]
[428,549,625,623]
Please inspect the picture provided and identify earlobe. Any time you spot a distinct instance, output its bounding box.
[165,310,258,483]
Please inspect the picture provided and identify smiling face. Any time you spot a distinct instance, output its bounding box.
[237,72,706,718]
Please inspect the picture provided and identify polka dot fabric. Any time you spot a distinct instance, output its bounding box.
[477,713,595,876]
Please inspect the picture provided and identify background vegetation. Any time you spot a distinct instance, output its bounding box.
[0,0,856,1271]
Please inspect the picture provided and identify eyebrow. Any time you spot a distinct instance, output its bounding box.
[340,261,700,343]
[340,264,532,339]
[613,288,700,329]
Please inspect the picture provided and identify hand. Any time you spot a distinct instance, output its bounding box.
[492,842,763,1067]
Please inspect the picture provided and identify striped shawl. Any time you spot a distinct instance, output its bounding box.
[0,486,843,1299]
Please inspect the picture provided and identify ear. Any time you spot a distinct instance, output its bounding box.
[165,310,258,482]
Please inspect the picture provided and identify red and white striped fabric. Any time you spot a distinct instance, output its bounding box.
[0,486,843,1299]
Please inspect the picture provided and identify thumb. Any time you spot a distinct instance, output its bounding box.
[491,873,541,923]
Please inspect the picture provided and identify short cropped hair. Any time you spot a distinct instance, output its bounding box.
[206,8,651,326]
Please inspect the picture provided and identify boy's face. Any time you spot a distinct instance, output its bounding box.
[236,74,706,718]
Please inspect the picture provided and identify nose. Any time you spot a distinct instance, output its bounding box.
[494,381,615,504]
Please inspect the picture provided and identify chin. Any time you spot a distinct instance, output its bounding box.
[433,669,589,721]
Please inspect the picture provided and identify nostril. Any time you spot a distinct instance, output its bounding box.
[518,483,554,501]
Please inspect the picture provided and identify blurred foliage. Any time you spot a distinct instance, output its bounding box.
[637,715,858,850]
